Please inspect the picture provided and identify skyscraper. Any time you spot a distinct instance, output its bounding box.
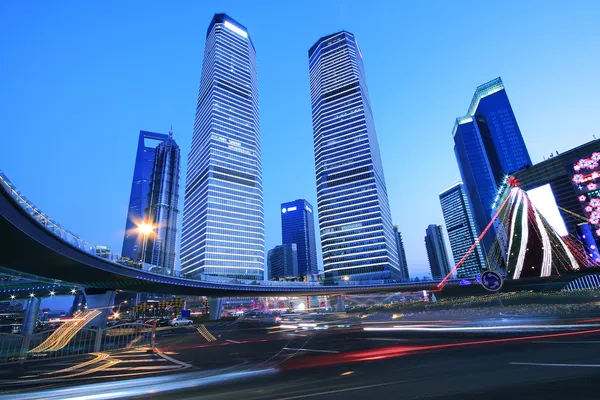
[309,31,399,284]
[122,130,168,263]
[181,14,264,280]
[267,244,298,280]
[143,132,180,272]
[281,199,318,277]
[393,226,410,281]
[453,78,531,258]
[424,224,452,279]
[439,182,486,278]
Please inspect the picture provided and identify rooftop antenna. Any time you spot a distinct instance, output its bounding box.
[169,124,173,139]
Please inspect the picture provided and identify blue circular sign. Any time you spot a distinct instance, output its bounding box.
[480,271,503,292]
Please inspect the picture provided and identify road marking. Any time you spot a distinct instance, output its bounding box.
[533,341,600,344]
[277,380,408,399]
[510,362,600,368]
[282,348,340,354]
[225,339,241,344]
[155,350,193,369]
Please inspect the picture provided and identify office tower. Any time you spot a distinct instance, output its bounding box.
[309,31,399,284]
[467,78,531,175]
[281,199,318,277]
[122,130,169,263]
[267,244,299,280]
[393,226,410,281]
[439,182,486,278]
[144,132,180,272]
[424,224,451,279]
[181,14,264,280]
[453,78,531,257]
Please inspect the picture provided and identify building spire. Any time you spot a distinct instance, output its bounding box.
[169,124,173,139]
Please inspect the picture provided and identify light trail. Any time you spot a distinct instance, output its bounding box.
[29,310,100,353]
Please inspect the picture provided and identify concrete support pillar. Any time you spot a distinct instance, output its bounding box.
[208,297,224,321]
[332,295,346,312]
[22,296,41,336]
[84,289,116,328]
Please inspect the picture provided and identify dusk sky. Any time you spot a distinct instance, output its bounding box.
[2,0,600,279]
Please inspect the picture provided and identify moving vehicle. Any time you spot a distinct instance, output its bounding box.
[169,318,193,326]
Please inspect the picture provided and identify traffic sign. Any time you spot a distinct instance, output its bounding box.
[480,271,503,292]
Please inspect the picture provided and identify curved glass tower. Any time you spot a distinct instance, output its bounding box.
[309,31,399,284]
[181,14,264,280]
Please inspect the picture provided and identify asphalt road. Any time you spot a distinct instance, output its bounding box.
[4,314,600,399]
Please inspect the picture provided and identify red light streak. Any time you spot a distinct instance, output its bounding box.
[280,328,600,371]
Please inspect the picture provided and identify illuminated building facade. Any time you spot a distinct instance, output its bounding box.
[281,199,318,277]
[309,31,400,284]
[439,182,486,278]
[424,224,451,279]
[122,130,169,263]
[181,14,264,280]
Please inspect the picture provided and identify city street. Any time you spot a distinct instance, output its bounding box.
[3,313,600,399]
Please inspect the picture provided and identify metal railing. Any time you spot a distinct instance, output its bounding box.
[0,323,155,364]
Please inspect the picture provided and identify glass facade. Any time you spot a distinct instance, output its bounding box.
[281,199,318,277]
[144,132,180,272]
[122,130,169,262]
[181,14,264,280]
[439,182,485,278]
[309,31,400,284]
[393,226,410,281]
[267,243,298,280]
[453,116,502,257]
[424,224,451,279]
[468,78,532,175]
[453,77,531,259]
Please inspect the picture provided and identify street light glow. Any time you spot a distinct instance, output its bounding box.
[71,288,77,294]
[50,291,55,296]
[10,294,15,300]
[138,223,155,235]
[29,293,35,298]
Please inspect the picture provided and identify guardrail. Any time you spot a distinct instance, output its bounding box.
[0,323,155,364]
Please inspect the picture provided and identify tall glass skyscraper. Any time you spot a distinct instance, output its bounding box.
[181,14,264,280]
[393,226,410,281]
[424,224,451,279]
[122,130,168,263]
[267,243,298,280]
[453,77,531,259]
[309,31,399,284]
[144,131,180,272]
[281,199,318,277]
[439,182,485,278]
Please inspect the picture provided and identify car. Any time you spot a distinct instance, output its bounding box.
[155,318,171,327]
[169,318,193,326]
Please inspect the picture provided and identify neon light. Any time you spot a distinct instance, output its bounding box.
[512,195,529,280]
[287,206,297,212]
[580,195,587,202]
[532,205,552,277]
[223,21,248,38]
[589,183,598,191]
[305,205,312,213]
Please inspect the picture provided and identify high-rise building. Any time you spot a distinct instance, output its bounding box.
[453,78,531,257]
[143,132,180,272]
[181,14,264,280]
[393,226,409,281]
[309,31,399,284]
[267,244,298,280]
[122,130,168,263]
[281,199,318,277]
[439,182,486,278]
[424,224,451,279]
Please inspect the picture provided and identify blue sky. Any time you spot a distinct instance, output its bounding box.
[2,0,600,280]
